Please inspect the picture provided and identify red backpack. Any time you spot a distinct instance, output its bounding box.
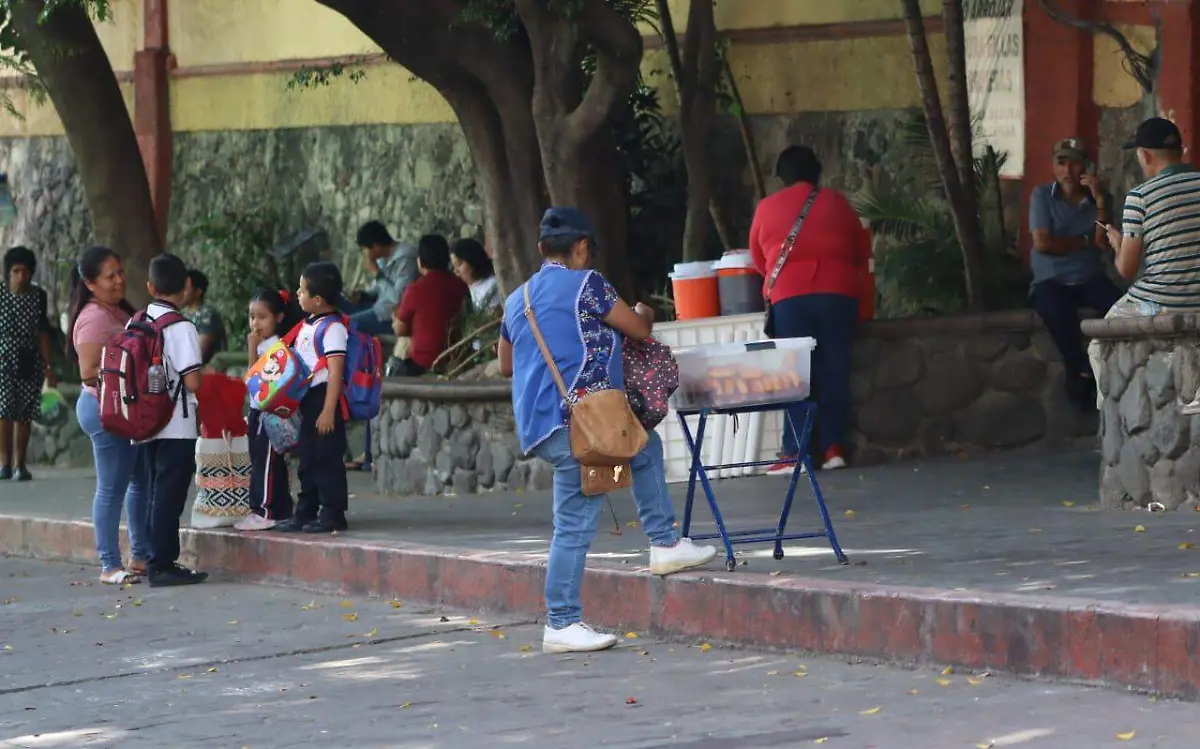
[98,309,187,441]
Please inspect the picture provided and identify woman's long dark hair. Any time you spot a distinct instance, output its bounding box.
[66,246,135,361]
[451,238,495,282]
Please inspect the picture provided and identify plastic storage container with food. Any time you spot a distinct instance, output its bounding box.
[670,337,815,411]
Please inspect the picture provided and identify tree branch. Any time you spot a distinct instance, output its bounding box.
[1037,0,1157,93]
[565,0,643,146]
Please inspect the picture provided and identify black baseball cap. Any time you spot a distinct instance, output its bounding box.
[1123,117,1183,150]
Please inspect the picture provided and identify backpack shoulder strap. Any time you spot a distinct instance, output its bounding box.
[280,320,305,346]
[150,310,186,332]
[313,313,353,359]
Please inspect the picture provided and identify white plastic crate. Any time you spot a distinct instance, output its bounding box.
[651,314,786,483]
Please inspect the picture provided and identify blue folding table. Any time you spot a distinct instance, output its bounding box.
[676,400,848,571]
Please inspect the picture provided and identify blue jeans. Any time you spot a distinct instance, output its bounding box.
[770,293,858,455]
[339,297,393,336]
[534,428,679,629]
[76,391,150,571]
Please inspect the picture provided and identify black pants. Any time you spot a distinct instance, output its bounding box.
[143,438,196,571]
[385,357,426,378]
[296,385,348,522]
[1031,277,1123,378]
[770,293,859,454]
[248,410,292,521]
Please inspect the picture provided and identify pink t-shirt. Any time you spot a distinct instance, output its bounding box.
[73,301,130,394]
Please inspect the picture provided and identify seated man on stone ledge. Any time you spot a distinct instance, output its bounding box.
[1028,137,1123,410]
[1094,117,1200,406]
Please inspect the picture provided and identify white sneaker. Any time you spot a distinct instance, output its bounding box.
[542,623,618,654]
[649,538,718,576]
[822,454,847,470]
[235,514,277,531]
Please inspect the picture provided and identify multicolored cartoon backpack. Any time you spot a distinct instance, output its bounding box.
[623,336,679,429]
[245,331,311,418]
[312,314,383,422]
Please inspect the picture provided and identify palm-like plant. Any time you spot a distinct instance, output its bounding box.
[854,113,1026,317]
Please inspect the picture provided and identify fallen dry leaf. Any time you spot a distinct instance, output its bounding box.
[131,598,144,607]
[1117,731,1136,741]
[960,503,970,509]
[626,521,638,527]
[625,632,639,640]
[343,613,359,622]
[206,667,218,673]
[363,628,378,638]
[935,678,953,687]
[766,670,779,676]
[1183,572,1200,578]
[769,570,783,577]
[300,600,321,611]
[813,739,828,745]
[519,645,533,653]
[908,689,919,695]
[467,618,480,626]
[1134,525,1146,533]
[400,702,412,709]
[844,510,856,519]
[489,630,506,639]
[340,600,354,609]
[976,743,995,749]
[177,674,194,680]
[103,613,117,620]
[1028,528,1043,533]
[792,670,807,678]
[941,666,954,676]
[967,676,985,686]
[1062,501,1076,508]
[859,706,881,715]
[697,643,712,653]
[1180,543,1196,550]
[227,620,239,625]
[388,599,403,609]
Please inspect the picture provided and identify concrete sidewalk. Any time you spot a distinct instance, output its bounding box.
[3,445,1200,698]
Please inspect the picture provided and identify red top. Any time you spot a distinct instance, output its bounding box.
[395,269,470,370]
[749,182,870,303]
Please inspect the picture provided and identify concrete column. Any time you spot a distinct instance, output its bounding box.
[1156,1,1200,157]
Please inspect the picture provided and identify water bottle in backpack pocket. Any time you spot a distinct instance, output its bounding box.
[98,310,187,441]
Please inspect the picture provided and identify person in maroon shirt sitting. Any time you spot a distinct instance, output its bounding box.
[389,235,469,377]
[749,145,870,475]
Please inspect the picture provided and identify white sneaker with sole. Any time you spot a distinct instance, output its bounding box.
[649,538,718,576]
[542,622,619,654]
[235,514,277,531]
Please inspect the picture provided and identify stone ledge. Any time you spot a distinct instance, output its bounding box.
[380,379,510,402]
[860,310,1040,339]
[1083,313,1200,341]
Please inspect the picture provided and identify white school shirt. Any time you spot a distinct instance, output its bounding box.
[293,314,347,386]
[140,302,202,441]
[248,334,281,412]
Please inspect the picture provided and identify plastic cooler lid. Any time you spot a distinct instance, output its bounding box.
[675,337,817,357]
[671,260,717,279]
[712,250,757,271]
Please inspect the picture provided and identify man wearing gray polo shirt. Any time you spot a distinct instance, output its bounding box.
[1029,138,1123,408]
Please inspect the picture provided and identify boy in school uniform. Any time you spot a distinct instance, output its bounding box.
[277,261,350,534]
[142,254,209,587]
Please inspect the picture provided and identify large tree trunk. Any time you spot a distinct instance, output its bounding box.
[900,0,986,311]
[10,0,162,302]
[656,0,725,260]
[516,0,643,294]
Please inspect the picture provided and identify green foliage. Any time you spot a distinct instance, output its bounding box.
[287,59,371,91]
[459,0,656,42]
[854,113,1027,317]
[178,205,314,343]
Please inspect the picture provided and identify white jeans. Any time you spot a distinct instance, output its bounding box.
[1087,293,1166,408]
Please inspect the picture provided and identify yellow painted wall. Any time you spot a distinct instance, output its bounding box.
[1092,24,1156,109]
[0,0,953,135]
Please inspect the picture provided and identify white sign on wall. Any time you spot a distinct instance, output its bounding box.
[965,0,1025,178]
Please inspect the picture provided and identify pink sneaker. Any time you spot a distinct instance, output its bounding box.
[235,514,277,531]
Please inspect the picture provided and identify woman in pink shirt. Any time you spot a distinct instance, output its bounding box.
[69,246,151,585]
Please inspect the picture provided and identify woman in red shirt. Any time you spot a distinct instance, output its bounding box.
[749,146,869,474]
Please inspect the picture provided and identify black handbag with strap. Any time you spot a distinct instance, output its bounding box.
[762,187,821,339]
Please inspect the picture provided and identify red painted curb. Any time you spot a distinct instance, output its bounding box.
[2,513,1197,699]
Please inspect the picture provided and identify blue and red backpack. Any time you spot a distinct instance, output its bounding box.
[311,314,383,422]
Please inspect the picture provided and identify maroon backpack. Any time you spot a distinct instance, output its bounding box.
[98,309,187,441]
[623,336,679,429]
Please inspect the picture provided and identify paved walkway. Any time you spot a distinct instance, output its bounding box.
[5,445,1199,607]
[4,444,1200,699]
[8,558,1197,749]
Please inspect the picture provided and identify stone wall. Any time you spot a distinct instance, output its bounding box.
[27,385,93,468]
[369,382,546,496]
[1084,314,1200,511]
[0,109,936,316]
[848,311,1096,462]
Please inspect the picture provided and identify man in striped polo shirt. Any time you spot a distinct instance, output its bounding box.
[1091,117,1200,404]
